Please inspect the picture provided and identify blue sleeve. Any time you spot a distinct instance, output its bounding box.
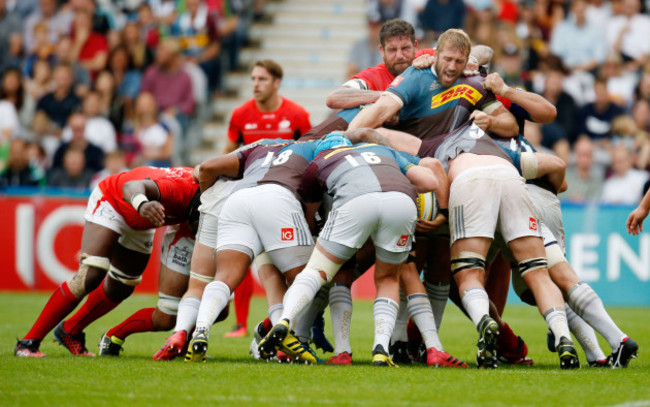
[335,107,361,123]
[509,102,533,123]
[392,149,421,174]
[385,66,426,107]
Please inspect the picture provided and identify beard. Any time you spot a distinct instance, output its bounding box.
[435,60,460,87]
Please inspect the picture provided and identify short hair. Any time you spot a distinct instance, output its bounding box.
[437,29,472,59]
[253,59,283,80]
[379,19,415,47]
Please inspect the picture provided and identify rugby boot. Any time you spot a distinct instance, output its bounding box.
[280,333,320,364]
[389,341,412,365]
[476,315,499,369]
[327,352,352,365]
[426,347,469,368]
[14,339,45,358]
[98,333,123,357]
[372,344,398,367]
[588,357,611,368]
[498,336,533,366]
[53,322,95,356]
[185,329,208,363]
[546,329,556,353]
[311,313,334,353]
[258,319,290,359]
[153,330,187,361]
[225,323,248,338]
[556,336,580,369]
[610,337,638,368]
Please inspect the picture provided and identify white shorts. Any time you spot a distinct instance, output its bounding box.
[216,184,314,257]
[161,226,195,275]
[449,165,541,245]
[84,187,155,254]
[526,184,565,253]
[196,212,219,248]
[319,191,416,258]
[199,178,239,216]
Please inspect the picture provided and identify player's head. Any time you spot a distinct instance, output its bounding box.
[379,19,417,76]
[251,59,283,104]
[314,132,352,155]
[468,44,493,75]
[434,29,471,87]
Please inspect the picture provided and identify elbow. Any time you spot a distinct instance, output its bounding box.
[325,93,336,109]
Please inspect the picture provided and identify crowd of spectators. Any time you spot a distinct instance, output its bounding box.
[0,0,261,190]
[2,0,650,206]
[360,0,650,205]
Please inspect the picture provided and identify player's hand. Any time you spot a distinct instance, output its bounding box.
[412,54,435,69]
[469,110,492,131]
[415,213,447,233]
[626,207,648,235]
[139,201,166,227]
[482,73,508,97]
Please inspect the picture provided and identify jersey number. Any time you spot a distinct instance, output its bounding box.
[344,152,382,167]
[261,150,293,167]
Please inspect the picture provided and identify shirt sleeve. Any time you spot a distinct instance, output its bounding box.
[392,149,421,174]
[385,67,424,108]
[227,108,243,143]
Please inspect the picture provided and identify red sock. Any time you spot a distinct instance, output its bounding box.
[497,322,519,350]
[233,269,253,329]
[24,282,81,341]
[262,317,272,332]
[63,285,120,335]
[106,308,156,340]
[406,317,422,344]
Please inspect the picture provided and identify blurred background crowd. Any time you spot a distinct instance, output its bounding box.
[1,0,649,206]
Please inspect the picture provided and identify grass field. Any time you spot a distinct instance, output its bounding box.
[2,292,649,407]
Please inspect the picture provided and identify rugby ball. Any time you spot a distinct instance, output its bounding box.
[416,192,438,221]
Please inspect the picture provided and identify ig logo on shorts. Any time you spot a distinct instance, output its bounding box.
[281,228,294,241]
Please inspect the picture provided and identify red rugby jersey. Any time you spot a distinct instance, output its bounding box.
[227,97,312,145]
[351,63,396,91]
[97,167,198,230]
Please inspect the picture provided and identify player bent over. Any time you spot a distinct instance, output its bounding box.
[258,135,445,367]
[14,167,200,357]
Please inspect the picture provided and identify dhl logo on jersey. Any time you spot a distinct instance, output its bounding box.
[430,85,481,109]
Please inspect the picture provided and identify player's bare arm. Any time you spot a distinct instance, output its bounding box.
[627,189,650,235]
[471,105,518,138]
[222,139,241,155]
[483,73,557,124]
[347,94,402,130]
[122,179,165,227]
[527,152,566,193]
[197,153,241,192]
[326,88,384,110]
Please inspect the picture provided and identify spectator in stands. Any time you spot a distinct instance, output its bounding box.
[633,69,650,132]
[22,60,52,127]
[138,3,160,50]
[347,13,383,78]
[0,68,23,140]
[550,0,607,106]
[133,92,173,167]
[494,43,525,89]
[107,45,142,114]
[600,52,639,107]
[53,36,91,97]
[35,63,81,131]
[141,37,195,125]
[61,90,117,154]
[0,0,23,74]
[606,0,650,72]
[0,138,43,187]
[586,0,613,29]
[601,144,650,204]
[560,136,606,203]
[577,75,626,147]
[610,114,650,170]
[48,146,94,189]
[418,0,466,43]
[71,9,109,79]
[89,149,127,190]
[23,21,56,79]
[541,61,579,161]
[23,0,72,55]
[171,0,222,96]
[94,70,125,135]
[121,21,153,72]
[51,112,104,173]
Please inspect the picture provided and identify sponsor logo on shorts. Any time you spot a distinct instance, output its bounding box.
[430,85,481,109]
[281,228,294,241]
[529,217,538,231]
[396,235,409,247]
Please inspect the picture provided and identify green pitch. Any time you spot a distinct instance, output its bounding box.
[2,292,649,407]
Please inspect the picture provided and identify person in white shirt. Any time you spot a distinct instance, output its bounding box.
[601,144,650,204]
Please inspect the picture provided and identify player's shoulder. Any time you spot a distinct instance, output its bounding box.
[232,99,257,115]
[280,97,309,114]
[459,73,486,87]
[389,66,432,88]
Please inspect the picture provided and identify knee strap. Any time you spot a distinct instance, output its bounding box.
[157,293,181,315]
[189,270,214,284]
[305,248,344,283]
[518,257,548,277]
[545,244,566,269]
[108,265,143,287]
[450,251,486,275]
[68,254,111,297]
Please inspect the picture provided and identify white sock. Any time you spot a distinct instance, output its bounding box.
[280,269,323,325]
[408,293,443,351]
[195,281,231,335]
[373,297,399,352]
[461,287,490,327]
[390,290,409,344]
[268,303,283,325]
[174,296,200,333]
[329,284,353,355]
[294,285,330,342]
[566,303,607,363]
[567,282,626,350]
[544,307,571,348]
[425,281,449,332]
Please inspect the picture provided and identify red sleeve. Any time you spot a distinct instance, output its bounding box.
[496,95,512,110]
[227,107,243,143]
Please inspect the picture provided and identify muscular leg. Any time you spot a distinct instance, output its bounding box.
[175,241,215,334]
